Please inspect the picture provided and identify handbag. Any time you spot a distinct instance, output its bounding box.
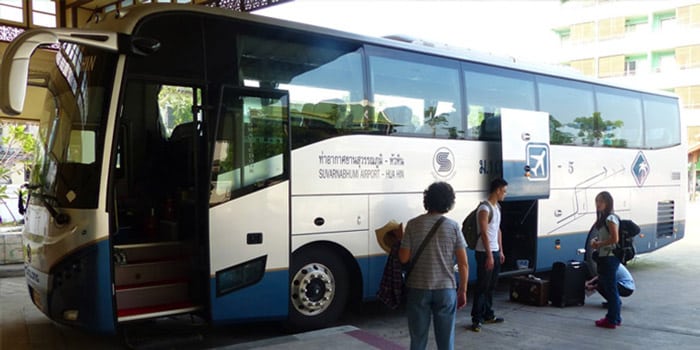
[377,216,445,309]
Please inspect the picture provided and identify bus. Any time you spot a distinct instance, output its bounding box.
[0,4,685,334]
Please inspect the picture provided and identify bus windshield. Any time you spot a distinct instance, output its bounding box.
[28,43,117,209]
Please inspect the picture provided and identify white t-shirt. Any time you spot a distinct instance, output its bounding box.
[475,201,501,252]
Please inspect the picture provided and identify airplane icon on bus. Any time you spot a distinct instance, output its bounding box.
[526,143,549,181]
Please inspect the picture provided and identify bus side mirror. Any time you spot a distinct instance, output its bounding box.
[0,30,58,115]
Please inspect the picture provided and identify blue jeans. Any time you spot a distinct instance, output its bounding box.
[597,255,622,324]
[471,250,501,324]
[406,288,457,350]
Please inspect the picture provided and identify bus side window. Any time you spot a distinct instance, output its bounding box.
[237,33,364,147]
[595,87,643,148]
[464,64,536,140]
[644,95,680,149]
[368,48,462,139]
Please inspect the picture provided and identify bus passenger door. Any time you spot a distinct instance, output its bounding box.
[499,108,550,274]
[208,87,291,323]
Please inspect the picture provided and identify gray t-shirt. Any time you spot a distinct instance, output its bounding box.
[595,214,620,257]
[400,213,467,290]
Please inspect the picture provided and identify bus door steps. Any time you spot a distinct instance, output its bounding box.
[113,241,198,321]
[116,280,192,314]
[113,241,190,265]
[117,302,203,322]
[115,259,190,286]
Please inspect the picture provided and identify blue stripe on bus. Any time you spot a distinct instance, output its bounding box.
[210,218,684,319]
[93,239,116,334]
[209,269,288,323]
[535,220,685,271]
[48,239,115,334]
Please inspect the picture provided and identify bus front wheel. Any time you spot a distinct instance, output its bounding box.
[287,246,349,331]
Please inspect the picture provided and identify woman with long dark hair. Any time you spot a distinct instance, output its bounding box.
[589,191,622,328]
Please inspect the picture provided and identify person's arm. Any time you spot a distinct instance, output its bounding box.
[478,208,494,270]
[498,227,505,264]
[398,247,410,265]
[605,219,619,246]
[455,247,469,309]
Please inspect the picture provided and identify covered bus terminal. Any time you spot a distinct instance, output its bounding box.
[1,199,699,349]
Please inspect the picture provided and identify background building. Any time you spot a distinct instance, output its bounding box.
[552,0,700,196]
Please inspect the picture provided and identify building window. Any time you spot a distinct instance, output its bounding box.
[0,0,24,24]
[625,54,647,76]
[652,51,676,72]
[555,28,571,48]
[625,16,648,33]
[31,0,55,27]
[653,11,676,31]
[675,46,700,69]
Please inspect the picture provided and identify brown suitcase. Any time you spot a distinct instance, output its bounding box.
[510,276,549,306]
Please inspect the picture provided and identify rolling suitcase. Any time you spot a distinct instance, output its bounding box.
[510,276,549,306]
[549,261,587,307]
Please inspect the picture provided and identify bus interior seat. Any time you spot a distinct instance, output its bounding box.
[344,103,366,129]
[479,115,501,141]
[313,100,345,128]
[382,106,414,134]
[169,122,196,187]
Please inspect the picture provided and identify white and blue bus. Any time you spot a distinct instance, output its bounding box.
[0,4,685,334]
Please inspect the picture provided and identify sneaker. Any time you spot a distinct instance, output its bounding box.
[469,323,482,332]
[595,317,617,329]
[484,316,505,324]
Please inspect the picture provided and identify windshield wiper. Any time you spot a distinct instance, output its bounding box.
[19,183,70,225]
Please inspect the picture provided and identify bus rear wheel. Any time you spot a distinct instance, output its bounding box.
[287,247,348,331]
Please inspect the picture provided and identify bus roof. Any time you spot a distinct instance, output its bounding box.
[82,4,676,99]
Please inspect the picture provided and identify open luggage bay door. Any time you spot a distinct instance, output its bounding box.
[500,108,551,201]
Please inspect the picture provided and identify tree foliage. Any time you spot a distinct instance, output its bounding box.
[0,123,36,224]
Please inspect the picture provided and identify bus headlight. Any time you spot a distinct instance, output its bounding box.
[63,309,79,321]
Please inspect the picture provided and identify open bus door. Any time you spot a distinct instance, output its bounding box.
[499,108,550,275]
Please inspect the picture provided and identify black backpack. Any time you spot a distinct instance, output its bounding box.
[461,201,492,250]
[613,217,640,265]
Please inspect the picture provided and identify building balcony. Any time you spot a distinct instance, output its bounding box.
[602,65,700,91]
[557,26,700,62]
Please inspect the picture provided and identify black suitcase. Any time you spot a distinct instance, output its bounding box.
[549,261,587,307]
[510,276,549,306]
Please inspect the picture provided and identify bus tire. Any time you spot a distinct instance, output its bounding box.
[287,246,349,331]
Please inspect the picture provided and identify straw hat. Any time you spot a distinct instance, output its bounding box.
[375,220,404,254]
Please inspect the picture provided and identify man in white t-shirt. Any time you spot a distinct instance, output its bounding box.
[469,178,508,332]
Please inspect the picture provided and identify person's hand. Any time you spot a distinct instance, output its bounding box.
[457,291,467,309]
[590,238,599,249]
[499,251,506,264]
[486,253,494,271]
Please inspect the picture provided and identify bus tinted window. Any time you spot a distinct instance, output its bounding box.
[237,34,363,148]
[368,49,462,138]
[463,63,536,140]
[644,95,681,149]
[595,87,643,148]
[210,90,287,205]
[537,77,595,146]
